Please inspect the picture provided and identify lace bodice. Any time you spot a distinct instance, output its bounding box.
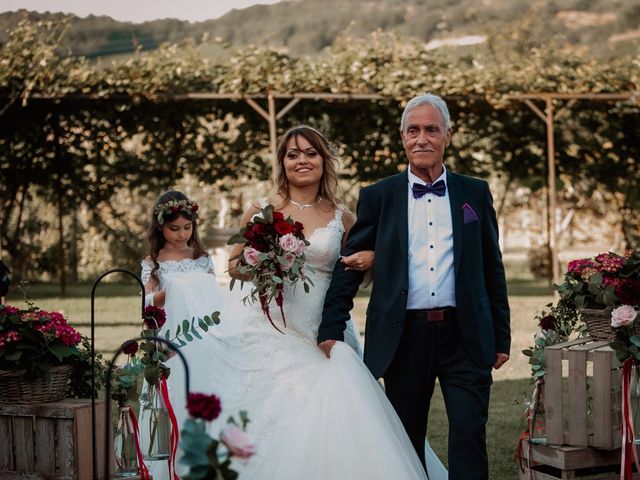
[140,255,214,288]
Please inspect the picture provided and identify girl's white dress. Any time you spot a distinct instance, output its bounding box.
[141,255,225,478]
[207,205,447,479]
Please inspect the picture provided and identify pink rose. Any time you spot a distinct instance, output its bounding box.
[280,252,296,272]
[243,247,260,266]
[611,305,638,328]
[295,239,305,256]
[279,233,298,253]
[220,424,256,459]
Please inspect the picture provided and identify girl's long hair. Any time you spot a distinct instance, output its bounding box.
[147,190,205,283]
[273,125,341,209]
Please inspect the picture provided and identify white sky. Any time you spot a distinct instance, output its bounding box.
[0,0,283,23]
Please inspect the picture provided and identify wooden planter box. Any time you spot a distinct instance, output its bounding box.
[544,338,622,450]
[518,440,638,480]
[0,398,106,479]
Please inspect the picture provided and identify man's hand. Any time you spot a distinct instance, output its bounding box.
[493,353,509,370]
[318,340,337,358]
[340,250,374,271]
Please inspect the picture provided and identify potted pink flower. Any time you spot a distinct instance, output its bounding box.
[0,302,83,403]
[555,249,640,340]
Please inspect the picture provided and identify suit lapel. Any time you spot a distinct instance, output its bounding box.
[393,170,409,261]
[447,171,463,275]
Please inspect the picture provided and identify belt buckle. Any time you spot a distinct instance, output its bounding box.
[425,309,445,322]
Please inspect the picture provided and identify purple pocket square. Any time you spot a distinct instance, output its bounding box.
[462,203,479,224]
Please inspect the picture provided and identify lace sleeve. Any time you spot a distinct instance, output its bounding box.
[141,260,153,286]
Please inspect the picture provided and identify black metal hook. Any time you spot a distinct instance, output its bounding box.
[103,336,190,479]
[90,269,144,479]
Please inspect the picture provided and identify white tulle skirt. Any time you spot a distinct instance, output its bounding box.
[203,288,447,480]
[145,271,225,479]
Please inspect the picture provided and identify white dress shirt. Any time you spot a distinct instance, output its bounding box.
[406,166,456,309]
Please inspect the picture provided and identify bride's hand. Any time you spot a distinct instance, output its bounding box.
[340,250,374,271]
[318,340,336,358]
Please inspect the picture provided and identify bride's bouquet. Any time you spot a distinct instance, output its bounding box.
[227,204,314,332]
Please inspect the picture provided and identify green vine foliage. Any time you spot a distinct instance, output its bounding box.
[1,18,639,281]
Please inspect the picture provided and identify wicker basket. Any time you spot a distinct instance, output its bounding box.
[580,307,640,341]
[0,364,72,404]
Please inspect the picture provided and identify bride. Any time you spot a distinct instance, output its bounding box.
[209,125,446,479]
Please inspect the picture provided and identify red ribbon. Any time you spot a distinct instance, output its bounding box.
[621,359,640,479]
[160,378,180,480]
[128,408,151,480]
[515,379,542,479]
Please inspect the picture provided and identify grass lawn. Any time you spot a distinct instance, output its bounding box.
[5,259,550,479]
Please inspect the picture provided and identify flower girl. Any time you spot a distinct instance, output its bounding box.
[141,190,224,479]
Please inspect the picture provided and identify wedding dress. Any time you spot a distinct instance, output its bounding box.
[141,256,226,479]
[209,205,447,479]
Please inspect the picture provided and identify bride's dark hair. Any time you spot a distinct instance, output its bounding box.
[147,190,205,282]
[273,125,341,208]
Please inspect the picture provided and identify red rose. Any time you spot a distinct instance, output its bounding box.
[252,223,269,237]
[172,205,180,212]
[293,221,304,236]
[192,204,199,212]
[616,279,640,305]
[187,392,222,421]
[538,315,558,331]
[274,219,294,235]
[143,305,167,329]
[122,340,139,356]
[273,211,285,221]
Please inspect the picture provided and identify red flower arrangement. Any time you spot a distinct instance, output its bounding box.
[227,204,313,332]
[0,303,83,379]
[181,393,255,479]
[556,249,640,309]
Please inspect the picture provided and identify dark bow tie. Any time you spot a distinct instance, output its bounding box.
[412,180,446,199]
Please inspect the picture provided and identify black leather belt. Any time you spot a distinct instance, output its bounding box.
[406,307,456,322]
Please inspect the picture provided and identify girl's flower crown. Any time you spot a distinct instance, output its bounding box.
[154,199,199,225]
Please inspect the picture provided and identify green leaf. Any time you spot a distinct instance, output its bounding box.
[184,332,194,342]
[198,317,208,332]
[272,275,282,284]
[192,329,202,340]
[212,312,221,325]
[182,319,190,335]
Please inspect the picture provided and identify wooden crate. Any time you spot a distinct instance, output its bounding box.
[544,338,622,450]
[518,440,638,479]
[0,398,107,479]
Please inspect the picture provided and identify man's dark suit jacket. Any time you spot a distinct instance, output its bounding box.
[319,169,510,379]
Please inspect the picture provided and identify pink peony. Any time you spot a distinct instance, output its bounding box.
[279,233,299,253]
[220,424,257,459]
[243,247,260,266]
[611,305,638,328]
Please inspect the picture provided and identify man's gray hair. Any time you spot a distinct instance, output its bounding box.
[400,93,451,132]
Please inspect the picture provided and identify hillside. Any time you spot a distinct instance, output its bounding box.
[1,0,639,58]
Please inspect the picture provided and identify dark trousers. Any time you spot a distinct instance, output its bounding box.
[383,311,493,480]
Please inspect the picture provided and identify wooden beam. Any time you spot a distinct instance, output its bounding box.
[276,98,300,121]
[545,97,560,284]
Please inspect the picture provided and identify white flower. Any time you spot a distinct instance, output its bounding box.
[611,305,638,328]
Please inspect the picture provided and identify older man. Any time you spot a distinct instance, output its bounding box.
[319,93,510,479]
